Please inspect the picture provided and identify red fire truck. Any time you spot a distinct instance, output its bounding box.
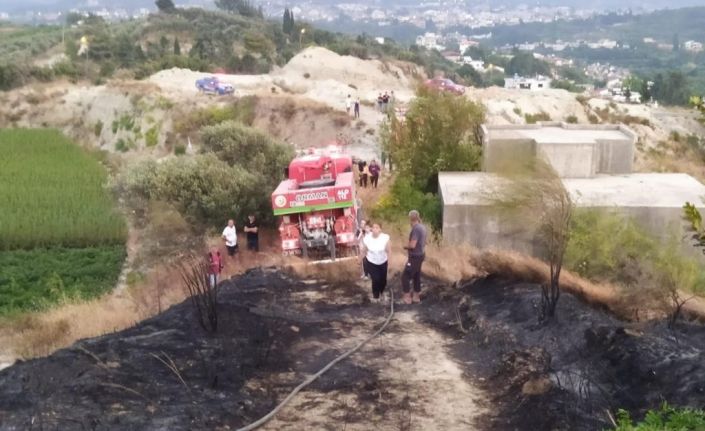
[271,145,360,260]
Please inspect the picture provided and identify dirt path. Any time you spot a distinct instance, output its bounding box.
[255,278,485,430]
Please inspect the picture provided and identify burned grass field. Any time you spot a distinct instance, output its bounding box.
[420,275,705,430]
[0,267,703,430]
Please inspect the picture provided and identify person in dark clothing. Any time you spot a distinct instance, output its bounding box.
[368,159,381,188]
[243,214,259,252]
[354,98,360,118]
[358,160,368,188]
[401,210,427,304]
[377,93,383,112]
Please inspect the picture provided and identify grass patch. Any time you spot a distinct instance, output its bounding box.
[0,245,126,315]
[0,129,127,249]
[524,111,551,124]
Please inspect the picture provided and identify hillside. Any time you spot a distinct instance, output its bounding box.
[0,46,421,162]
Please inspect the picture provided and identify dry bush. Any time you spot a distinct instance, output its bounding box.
[179,257,219,333]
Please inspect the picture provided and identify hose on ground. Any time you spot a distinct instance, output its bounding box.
[236,286,396,431]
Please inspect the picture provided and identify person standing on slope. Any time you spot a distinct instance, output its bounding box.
[345,94,352,116]
[243,214,259,252]
[354,97,361,119]
[369,159,381,188]
[360,222,391,303]
[402,210,427,304]
[222,219,238,258]
[207,246,224,288]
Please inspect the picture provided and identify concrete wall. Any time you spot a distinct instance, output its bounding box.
[481,123,636,178]
[538,142,597,178]
[482,138,535,173]
[596,138,634,175]
[441,202,700,261]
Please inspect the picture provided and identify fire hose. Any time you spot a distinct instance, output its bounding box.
[236,286,396,431]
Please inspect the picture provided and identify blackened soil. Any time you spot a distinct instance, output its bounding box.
[0,268,383,431]
[418,275,705,430]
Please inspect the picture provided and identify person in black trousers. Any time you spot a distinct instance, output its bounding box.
[244,214,259,252]
[359,222,391,303]
[402,210,427,304]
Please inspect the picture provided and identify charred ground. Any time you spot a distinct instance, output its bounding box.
[0,268,703,430]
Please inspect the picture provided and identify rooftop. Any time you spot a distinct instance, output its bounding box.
[438,172,705,208]
[483,123,636,145]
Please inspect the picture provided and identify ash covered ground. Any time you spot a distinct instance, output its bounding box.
[1,268,703,430]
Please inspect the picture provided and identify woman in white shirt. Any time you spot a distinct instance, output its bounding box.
[359,222,391,303]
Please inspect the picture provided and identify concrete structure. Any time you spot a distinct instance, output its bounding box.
[440,122,705,258]
[439,172,705,255]
[482,123,637,178]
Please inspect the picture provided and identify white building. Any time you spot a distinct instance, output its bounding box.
[684,40,704,52]
[504,75,552,90]
[462,57,486,71]
[415,32,445,51]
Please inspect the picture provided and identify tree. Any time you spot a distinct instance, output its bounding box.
[491,158,573,321]
[381,85,485,193]
[282,8,295,35]
[155,0,175,12]
[507,50,551,77]
[215,0,260,17]
[173,37,181,56]
[457,64,483,87]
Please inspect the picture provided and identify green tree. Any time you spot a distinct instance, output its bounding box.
[382,86,485,192]
[283,8,295,35]
[214,0,261,17]
[457,64,483,87]
[155,0,175,12]
[173,37,181,56]
[507,50,551,77]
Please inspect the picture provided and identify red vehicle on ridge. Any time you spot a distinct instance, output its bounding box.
[271,145,360,260]
[424,77,465,95]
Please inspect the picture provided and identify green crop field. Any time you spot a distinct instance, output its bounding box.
[0,129,127,250]
[0,129,127,315]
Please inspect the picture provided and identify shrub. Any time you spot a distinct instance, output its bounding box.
[200,121,294,190]
[613,403,705,430]
[174,143,186,155]
[118,154,269,226]
[566,115,578,124]
[145,125,159,147]
[372,176,442,229]
[94,120,104,137]
[525,111,551,124]
[115,138,129,153]
[513,107,522,115]
[566,209,705,315]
